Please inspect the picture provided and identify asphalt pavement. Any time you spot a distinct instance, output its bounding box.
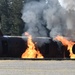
[0,60,75,75]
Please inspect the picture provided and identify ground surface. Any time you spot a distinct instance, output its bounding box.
[0,59,75,75]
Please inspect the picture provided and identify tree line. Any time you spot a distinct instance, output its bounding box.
[0,0,25,36]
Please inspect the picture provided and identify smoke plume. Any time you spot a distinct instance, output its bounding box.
[21,0,75,45]
[58,0,75,11]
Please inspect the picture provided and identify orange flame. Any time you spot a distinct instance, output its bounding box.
[55,35,75,59]
[21,32,44,58]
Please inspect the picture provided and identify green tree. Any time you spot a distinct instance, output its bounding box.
[10,0,24,36]
[0,0,24,35]
[0,0,11,35]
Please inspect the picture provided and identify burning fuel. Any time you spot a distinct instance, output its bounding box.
[20,0,75,59]
[21,32,44,58]
[55,35,75,59]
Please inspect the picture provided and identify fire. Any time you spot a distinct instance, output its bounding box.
[37,49,44,58]
[55,35,75,59]
[21,32,44,58]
